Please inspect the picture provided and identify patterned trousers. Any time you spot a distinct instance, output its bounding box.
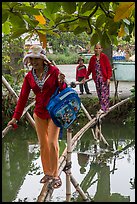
[95,79,110,112]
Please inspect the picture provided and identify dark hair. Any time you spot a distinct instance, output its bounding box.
[77,57,84,63]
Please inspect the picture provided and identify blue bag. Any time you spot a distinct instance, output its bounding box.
[46,87,81,129]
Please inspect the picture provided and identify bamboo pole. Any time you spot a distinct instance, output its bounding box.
[22,100,35,116]
[2,101,36,138]
[66,128,72,202]
[2,125,13,138]
[70,174,89,201]
[67,78,93,86]
[81,103,92,120]
[81,103,99,141]
[2,75,35,138]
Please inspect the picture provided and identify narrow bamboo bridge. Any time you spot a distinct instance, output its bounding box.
[2,75,133,202]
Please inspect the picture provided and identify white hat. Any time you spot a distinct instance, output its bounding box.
[23,45,51,65]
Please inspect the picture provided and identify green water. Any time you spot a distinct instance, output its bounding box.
[2,123,135,202]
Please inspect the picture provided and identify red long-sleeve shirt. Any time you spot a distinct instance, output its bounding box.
[76,64,89,81]
[87,53,112,82]
[12,64,67,120]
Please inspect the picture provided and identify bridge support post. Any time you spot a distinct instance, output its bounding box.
[66,128,72,202]
[64,128,89,202]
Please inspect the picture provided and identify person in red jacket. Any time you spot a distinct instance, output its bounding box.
[7,45,67,188]
[76,57,91,95]
[86,43,112,113]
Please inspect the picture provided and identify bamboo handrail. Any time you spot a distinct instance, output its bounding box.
[2,75,35,138]
[2,100,36,138]
[68,77,92,86]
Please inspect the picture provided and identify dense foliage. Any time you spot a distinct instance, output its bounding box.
[2,2,135,48]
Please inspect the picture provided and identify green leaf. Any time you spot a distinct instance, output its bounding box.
[2,2,18,9]
[43,9,53,21]
[46,30,60,38]
[58,24,68,32]
[128,23,134,34]
[2,21,11,34]
[34,3,46,9]
[81,2,96,14]
[90,33,99,46]
[100,2,110,11]
[107,21,119,35]
[2,10,9,24]
[54,14,63,24]
[23,15,39,28]
[9,12,26,29]
[61,2,76,14]
[100,32,111,48]
[18,6,40,15]
[2,2,10,9]
[96,14,106,28]
[10,28,29,39]
[46,2,61,14]
[73,26,86,35]
[109,35,118,46]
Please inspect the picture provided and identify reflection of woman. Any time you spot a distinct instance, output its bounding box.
[86,43,112,113]
[7,45,67,188]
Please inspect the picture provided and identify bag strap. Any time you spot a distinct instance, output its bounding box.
[50,87,59,100]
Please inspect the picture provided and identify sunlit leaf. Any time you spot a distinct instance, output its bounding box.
[23,15,39,28]
[96,14,106,28]
[114,2,135,22]
[34,3,46,9]
[34,15,46,25]
[2,21,11,34]
[118,24,126,37]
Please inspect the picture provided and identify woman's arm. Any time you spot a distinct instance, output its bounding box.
[12,76,31,121]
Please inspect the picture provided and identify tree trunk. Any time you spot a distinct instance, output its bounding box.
[103,44,113,66]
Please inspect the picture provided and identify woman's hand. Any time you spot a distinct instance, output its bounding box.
[82,77,86,84]
[107,79,110,86]
[7,118,17,126]
[58,73,65,83]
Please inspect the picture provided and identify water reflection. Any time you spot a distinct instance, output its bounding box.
[2,126,38,202]
[2,123,135,202]
[73,123,135,202]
